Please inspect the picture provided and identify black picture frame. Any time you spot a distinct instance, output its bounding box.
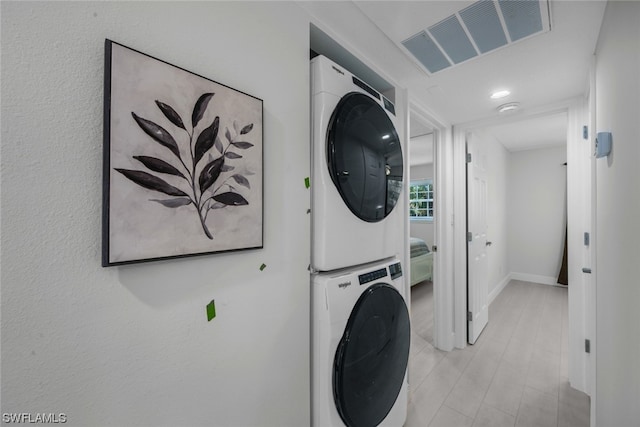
[103,40,263,266]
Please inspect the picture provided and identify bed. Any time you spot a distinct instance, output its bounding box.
[410,237,433,286]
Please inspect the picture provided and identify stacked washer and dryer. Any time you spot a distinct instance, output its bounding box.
[310,55,410,427]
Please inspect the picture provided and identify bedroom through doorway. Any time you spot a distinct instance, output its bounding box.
[408,111,436,348]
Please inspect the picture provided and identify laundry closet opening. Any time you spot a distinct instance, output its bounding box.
[309,24,413,427]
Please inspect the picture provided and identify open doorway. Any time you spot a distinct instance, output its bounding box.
[408,129,435,340]
[456,98,594,392]
[406,101,458,386]
[407,107,448,390]
[465,112,569,342]
[408,110,437,353]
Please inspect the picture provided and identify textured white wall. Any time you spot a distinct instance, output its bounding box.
[507,147,567,283]
[594,2,640,424]
[1,2,311,426]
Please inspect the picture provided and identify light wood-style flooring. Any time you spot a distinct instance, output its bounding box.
[406,280,590,427]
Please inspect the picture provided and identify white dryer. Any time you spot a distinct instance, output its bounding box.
[311,257,410,427]
[311,55,405,272]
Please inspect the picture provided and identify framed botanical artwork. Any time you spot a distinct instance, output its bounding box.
[102,40,263,266]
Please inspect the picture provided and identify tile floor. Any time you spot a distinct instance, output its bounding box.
[406,280,590,427]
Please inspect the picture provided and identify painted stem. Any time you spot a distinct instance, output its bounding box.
[186,126,215,239]
[198,210,213,239]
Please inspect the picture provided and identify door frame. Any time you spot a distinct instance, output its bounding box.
[453,98,596,390]
[452,126,468,349]
[408,101,455,351]
[587,56,597,422]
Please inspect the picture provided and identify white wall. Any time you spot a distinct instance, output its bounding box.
[593,2,640,425]
[1,2,311,426]
[409,163,434,248]
[508,146,567,284]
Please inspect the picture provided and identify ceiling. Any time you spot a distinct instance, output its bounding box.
[482,110,568,152]
[302,0,607,154]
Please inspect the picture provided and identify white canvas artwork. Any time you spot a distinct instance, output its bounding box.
[103,40,263,266]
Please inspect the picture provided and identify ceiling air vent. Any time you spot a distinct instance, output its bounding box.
[459,0,508,53]
[403,31,450,74]
[430,15,477,64]
[402,0,550,74]
[499,0,544,42]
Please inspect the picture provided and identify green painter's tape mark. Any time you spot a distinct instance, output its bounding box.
[207,300,216,321]
[304,177,310,189]
[260,263,267,271]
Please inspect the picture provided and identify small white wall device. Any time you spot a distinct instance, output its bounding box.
[595,131,612,158]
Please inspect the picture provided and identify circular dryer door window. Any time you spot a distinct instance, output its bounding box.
[327,92,403,223]
[333,283,410,427]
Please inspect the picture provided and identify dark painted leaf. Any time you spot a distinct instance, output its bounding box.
[240,123,254,135]
[213,192,249,206]
[133,156,185,178]
[199,157,224,193]
[192,93,214,128]
[150,197,192,208]
[131,112,181,158]
[194,116,220,165]
[155,100,185,129]
[231,174,250,189]
[214,136,224,153]
[115,168,188,197]
[225,152,242,159]
[225,127,232,143]
[232,141,254,150]
[221,164,235,172]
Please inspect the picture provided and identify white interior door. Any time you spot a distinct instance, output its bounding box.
[467,133,489,344]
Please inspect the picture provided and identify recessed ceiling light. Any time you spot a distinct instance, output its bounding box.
[497,102,520,113]
[491,90,511,99]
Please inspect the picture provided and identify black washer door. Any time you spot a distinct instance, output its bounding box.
[327,92,403,222]
[333,283,410,427]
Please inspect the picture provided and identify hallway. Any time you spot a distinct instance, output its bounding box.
[407,280,589,427]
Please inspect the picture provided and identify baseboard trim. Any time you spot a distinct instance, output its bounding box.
[510,272,560,286]
[489,273,512,304]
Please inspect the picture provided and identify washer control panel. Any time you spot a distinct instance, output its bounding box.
[359,268,388,285]
[389,262,403,280]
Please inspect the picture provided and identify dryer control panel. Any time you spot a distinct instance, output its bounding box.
[389,262,403,280]
[358,268,388,285]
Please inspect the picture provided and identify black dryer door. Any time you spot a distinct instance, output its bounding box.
[327,92,403,223]
[333,283,410,427]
